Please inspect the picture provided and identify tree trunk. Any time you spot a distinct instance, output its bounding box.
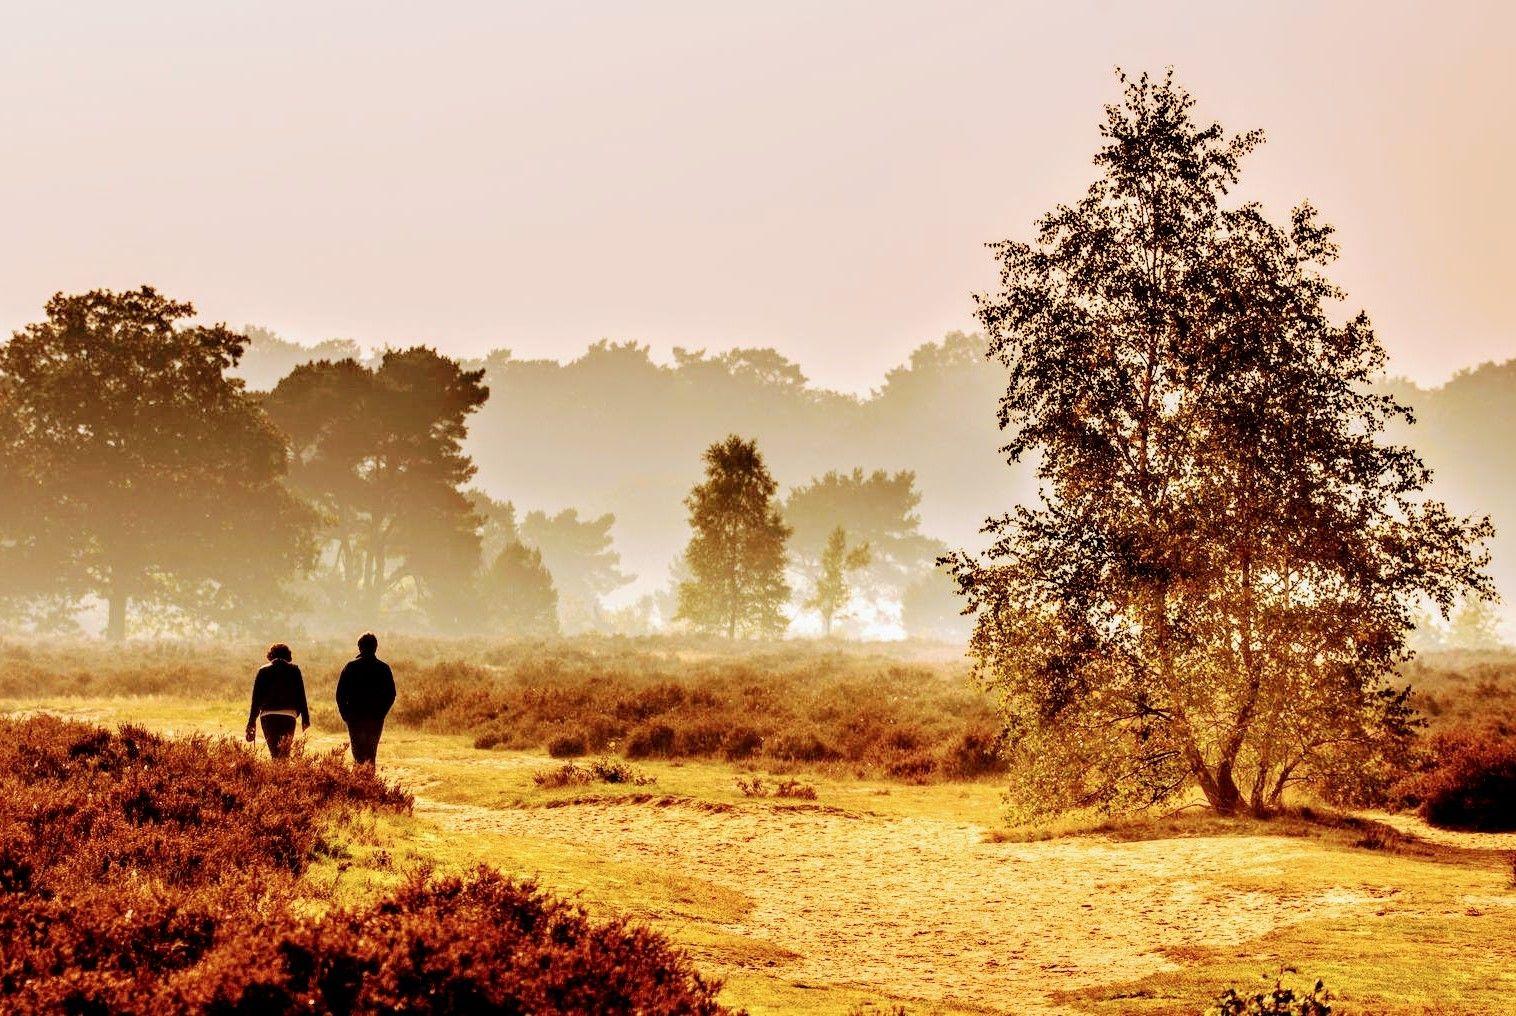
[106,591,128,642]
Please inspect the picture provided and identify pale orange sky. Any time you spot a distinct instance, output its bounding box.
[2,2,1513,392]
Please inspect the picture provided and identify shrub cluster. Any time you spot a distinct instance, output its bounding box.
[0,715,726,1014]
[533,757,657,789]
[1211,979,1330,1016]
[1391,722,1516,831]
[735,776,817,800]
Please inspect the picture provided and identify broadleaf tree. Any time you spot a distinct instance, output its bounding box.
[262,347,489,631]
[676,436,792,638]
[949,72,1494,818]
[0,287,319,639]
[806,526,872,636]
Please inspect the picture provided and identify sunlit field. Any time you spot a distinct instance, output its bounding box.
[4,637,1514,1014]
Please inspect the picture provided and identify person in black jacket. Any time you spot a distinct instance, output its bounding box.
[245,643,310,759]
[336,631,396,766]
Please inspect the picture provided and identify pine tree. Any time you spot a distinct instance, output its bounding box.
[675,436,792,638]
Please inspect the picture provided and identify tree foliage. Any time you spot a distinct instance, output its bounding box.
[785,468,940,587]
[805,527,872,636]
[480,541,560,637]
[0,287,318,638]
[676,436,792,638]
[519,508,633,633]
[262,348,488,631]
[950,72,1494,817]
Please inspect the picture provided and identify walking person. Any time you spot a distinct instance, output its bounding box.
[336,632,396,766]
[245,643,310,759]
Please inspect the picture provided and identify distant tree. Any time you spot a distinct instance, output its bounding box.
[262,347,488,630]
[901,565,973,643]
[1446,596,1505,650]
[950,72,1493,818]
[467,490,521,567]
[233,326,363,391]
[0,287,319,639]
[676,436,793,638]
[806,527,871,636]
[480,541,559,636]
[519,508,633,632]
[784,469,939,589]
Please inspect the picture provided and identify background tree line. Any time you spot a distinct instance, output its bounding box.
[234,324,1516,646]
[0,293,966,640]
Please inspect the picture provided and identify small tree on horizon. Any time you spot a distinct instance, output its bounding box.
[950,71,1493,818]
[806,526,871,636]
[675,436,792,639]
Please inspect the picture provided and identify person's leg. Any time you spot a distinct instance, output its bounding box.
[260,715,296,759]
[349,718,381,765]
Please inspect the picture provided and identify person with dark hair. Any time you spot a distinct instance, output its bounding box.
[245,643,310,759]
[336,631,396,766]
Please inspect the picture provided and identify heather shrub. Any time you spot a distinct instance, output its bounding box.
[768,730,839,763]
[0,715,724,1015]
[3,636,1008,782]
[625,721,678,759]
[721,726,764,760]
[1392,723,1516,831]
[547,732,589,757]
[735,777,816,800]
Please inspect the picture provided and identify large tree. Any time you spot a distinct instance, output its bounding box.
[0,287,318,639]
[676,436,792,638]
[951,72,1493,818]
[262,347,488,630]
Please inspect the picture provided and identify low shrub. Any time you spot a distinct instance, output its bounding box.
[625,721,678,759]
[533,757,656,789]
[1211,978,1330,1016]
[547,732,589,758]
[533,762,596,789]
[1392,724,1516,831]
[0,715,724,1015]
[734,776,817,800]
[722,726,764,760]
[768,731,838,763]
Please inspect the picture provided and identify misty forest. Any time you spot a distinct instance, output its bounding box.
[4,68,1516,1016]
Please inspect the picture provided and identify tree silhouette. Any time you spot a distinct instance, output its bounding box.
[951,72,1494,817]
[481,541,560,636]
[262,347,488,630]
[0,287,318,638]
[676,436,792,638]
[805,527,871,636]
[518,508,632,633]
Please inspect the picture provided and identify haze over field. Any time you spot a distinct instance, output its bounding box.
[2,3,1513,393]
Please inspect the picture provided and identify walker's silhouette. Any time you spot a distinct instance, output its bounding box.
[245,643,310,759]
[337,632,396,765]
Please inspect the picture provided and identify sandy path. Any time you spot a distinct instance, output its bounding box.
[416,793,1374,1013]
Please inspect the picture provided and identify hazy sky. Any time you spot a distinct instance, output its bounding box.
[3,2,1513,393]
